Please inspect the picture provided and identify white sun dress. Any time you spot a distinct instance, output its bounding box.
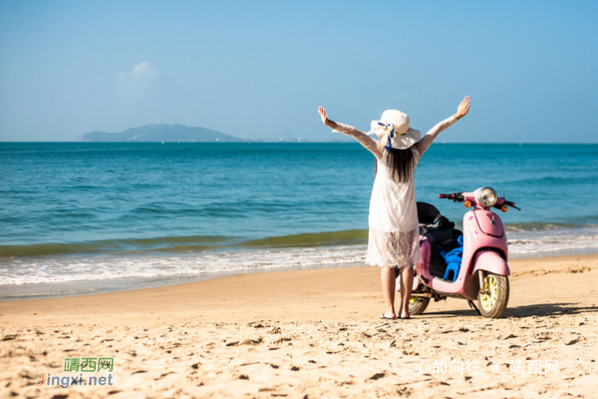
[332,116,457,269]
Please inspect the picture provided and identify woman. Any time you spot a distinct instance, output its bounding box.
[318,96,470,319]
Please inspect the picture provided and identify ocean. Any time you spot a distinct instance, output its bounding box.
[1,142,597,299]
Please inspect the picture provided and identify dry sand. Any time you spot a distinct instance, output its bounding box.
[1,254,597,398]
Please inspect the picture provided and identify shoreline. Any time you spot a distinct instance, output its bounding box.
[0,254,598,320]
[1,253,597,398]
[1,253,596,319]
[0,260,367,302]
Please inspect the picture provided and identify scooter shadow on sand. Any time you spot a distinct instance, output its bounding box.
[417,303,598,318]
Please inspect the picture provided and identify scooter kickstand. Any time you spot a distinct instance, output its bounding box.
[468,300,482,316]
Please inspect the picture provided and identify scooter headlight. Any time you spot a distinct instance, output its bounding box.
[476,187,497,207]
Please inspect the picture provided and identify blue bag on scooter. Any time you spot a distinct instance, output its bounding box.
[440,235,463,282]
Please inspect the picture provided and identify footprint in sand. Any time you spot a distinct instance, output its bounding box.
[240,338,263,345]
[513,265,592,277]
[563,334,582,345]
[369,372,385,380]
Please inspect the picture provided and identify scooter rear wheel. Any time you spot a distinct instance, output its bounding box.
[408,296,430,315]
[477,273,509,318]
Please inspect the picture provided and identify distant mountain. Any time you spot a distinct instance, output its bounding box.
[76,124,244,142]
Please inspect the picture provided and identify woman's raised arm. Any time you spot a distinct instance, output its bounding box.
[318,106,382,159]
[415,96,471,155]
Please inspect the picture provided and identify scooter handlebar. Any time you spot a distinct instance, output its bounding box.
[439,191,521,210]
[502,200,521,211]
[439,193,464,202]
[492,197,521,211]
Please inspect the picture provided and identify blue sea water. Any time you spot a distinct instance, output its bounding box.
[1,142,597,299]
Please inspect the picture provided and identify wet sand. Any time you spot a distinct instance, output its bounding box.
[1,254,597,398]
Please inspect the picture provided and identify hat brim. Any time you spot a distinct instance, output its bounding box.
[391,128,421,149]
[368,127,421,150]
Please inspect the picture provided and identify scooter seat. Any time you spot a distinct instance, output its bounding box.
[417,202,441,225]
[426,228,462,247]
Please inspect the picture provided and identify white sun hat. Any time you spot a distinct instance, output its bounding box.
[368,110,421,150]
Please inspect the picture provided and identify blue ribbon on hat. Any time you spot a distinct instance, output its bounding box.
[378,122,395,152]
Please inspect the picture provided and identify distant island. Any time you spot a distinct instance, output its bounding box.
[75,123,354,143]
[76,124,244,142]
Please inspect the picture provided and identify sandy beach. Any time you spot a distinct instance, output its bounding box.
[1,253,597,398]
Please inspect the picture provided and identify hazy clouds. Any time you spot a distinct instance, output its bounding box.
[115,62,158,109]
[1,2,597,142]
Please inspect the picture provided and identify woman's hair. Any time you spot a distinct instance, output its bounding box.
[375,147,416,183]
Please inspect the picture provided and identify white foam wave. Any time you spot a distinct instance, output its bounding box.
[2,226,597,298]
[508,226,598,257]
[0,245,367,286]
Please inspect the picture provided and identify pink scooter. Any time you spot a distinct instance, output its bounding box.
[400,187,520,318]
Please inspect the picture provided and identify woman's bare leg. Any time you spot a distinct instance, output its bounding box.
[381,265,396,318]
[399,266,414,318]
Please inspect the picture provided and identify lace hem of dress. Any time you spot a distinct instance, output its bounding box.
[366,227,422,268]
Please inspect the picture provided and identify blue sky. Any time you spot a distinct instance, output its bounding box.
[1,1,597,142]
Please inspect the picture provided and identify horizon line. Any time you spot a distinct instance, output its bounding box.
[1,141,598,145]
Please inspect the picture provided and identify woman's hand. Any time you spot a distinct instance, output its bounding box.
[455,96,471,119]
[318,106,330,126]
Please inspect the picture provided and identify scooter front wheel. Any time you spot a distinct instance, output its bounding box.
[477,273,509,318]
[408,296,430,315]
